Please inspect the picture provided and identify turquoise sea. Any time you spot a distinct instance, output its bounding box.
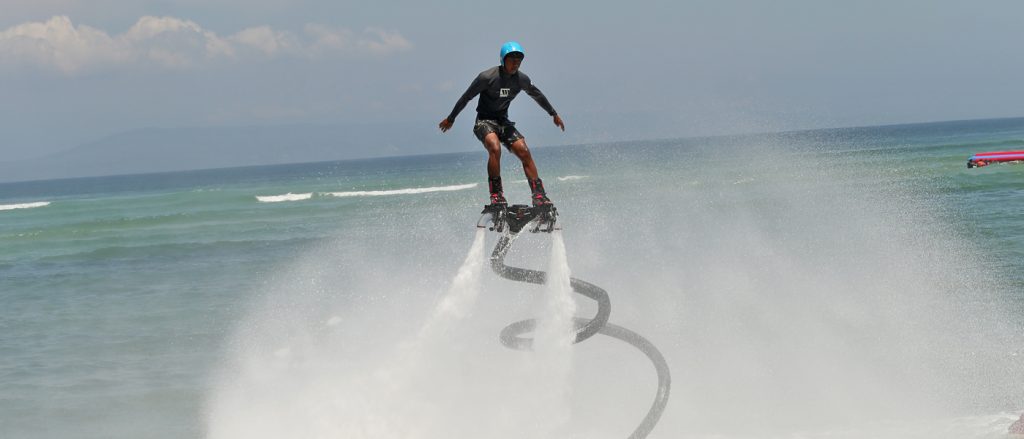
[2,118,1023,438]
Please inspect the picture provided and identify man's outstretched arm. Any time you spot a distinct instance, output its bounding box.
[440,74,486,132]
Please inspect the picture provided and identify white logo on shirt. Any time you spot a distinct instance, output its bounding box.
[499,88,510,97]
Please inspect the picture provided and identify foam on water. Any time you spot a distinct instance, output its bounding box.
[322,183,476,198]
[255,183,479,202]
[652,412,1024,439]
[0,201,50,210]
[255,192,313,202]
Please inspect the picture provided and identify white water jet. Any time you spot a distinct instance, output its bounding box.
[524,230,578,438]
[415,228,487,342]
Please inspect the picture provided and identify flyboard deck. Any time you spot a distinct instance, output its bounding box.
[967,150,1024,168]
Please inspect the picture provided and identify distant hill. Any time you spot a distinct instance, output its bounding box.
[0,122,474,183]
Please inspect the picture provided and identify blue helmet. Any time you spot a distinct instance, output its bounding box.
[500,41,524,65]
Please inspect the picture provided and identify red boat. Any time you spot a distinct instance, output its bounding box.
[967,150,1024,168]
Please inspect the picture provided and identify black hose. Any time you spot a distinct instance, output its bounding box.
[490,233,671,439]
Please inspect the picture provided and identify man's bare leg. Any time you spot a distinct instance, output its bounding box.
[484,133,503,178]
[508,139,551,205]
[483,133,507,205]
[508,139,539,181]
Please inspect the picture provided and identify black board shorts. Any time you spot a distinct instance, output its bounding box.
[473,119,524,149]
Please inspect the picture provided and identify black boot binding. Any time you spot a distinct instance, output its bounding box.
[478,177,557,233]
[529,178,552,207]
[488,176,507,206]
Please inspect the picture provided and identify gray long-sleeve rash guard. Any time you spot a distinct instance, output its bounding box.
[446,66,557,123]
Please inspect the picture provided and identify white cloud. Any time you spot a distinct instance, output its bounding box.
[356,28,413,55]
[229,26,298,56]
[0,16,128,73]
[303,25,412,56]
[304,24,353,53]
[0,15,413,74]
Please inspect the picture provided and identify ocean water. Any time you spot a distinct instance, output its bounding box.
[2,118,1023,438]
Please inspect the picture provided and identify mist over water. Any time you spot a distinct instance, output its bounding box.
[566,139,1023,437]
[205,224,589,439]
[4,119,1023,439]
[203,133,1023,438]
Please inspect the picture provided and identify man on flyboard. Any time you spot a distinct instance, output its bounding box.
[439,41,564,208]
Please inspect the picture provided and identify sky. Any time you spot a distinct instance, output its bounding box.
[1,0,1023,162]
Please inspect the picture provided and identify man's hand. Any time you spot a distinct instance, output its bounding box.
[553,115,565,131]
[439,118,453,133]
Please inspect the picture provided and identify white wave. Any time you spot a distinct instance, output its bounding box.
[0,201,50,211]
[255,193,313,203]
[322,183,476,198]
[556,175,588,181]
